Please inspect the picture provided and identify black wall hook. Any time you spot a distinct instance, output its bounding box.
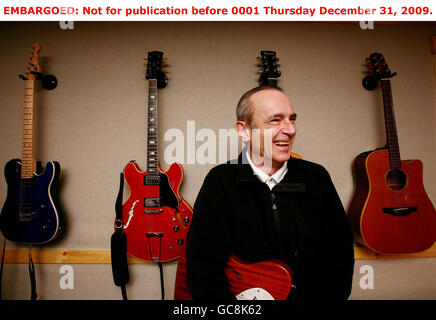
[362,75,377,91]
[18,71,58,90]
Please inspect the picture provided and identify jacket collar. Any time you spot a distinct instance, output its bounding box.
[235,151,259,183]
[234,150,306,190]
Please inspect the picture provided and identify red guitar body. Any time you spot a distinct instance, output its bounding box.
[174,248,293,300]
[121,161,193,262]
[348,149,436,254]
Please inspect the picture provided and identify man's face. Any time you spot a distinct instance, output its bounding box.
[238,89,297,172]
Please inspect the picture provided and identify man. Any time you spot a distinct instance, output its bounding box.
[186,86,354,300]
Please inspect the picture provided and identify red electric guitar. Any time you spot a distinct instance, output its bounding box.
[174,248,293,300]
[119,51,193,262]
[347,53,436,254]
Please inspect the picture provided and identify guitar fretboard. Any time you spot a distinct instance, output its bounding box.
[146,79,159,177]
[381,79,401,169]
[22,80,36,178]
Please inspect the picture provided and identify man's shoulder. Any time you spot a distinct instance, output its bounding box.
[287,157,330,179]
[207,160,241,177]
[288,156,326,170]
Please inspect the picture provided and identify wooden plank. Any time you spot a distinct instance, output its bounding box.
[354,242,436,260]
[1,244,436,264]
[0,249,175,264]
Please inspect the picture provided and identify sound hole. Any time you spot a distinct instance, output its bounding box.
[386,169,406,191]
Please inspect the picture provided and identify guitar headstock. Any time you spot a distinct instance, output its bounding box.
[258,50,281,87]
[23,43,42,80]
[145,51,168,89]
[366,52,397,80]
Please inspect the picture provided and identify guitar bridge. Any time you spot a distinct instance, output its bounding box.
[19,202,36,223]
[146,232,163,238]
[382,206,417,217]
[144,208,163,214]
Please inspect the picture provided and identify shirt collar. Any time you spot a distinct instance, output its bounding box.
[245,150,288,185]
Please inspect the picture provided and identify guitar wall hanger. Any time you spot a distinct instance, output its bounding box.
[19,71,58,90]
[362,53,397,91]
[257,50,281,87]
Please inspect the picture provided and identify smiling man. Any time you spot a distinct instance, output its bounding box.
[186,86,354,300]
[235,86,297,175]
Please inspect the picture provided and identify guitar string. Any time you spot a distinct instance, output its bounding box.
[382,79,401,218]
[382,80,397,207]
[20,79,33,225]
[147,78,159,261]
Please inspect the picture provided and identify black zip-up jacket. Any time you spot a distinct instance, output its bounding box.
[186,152,354,300]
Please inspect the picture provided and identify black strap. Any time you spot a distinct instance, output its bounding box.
[111,172,129,300]
[158,261,165,300]
[0,238,6,300]
[0,240,38,300]
[28,247,37,300]
[111,172,166,301]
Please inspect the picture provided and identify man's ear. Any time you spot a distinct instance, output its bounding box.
[236,121,250,142]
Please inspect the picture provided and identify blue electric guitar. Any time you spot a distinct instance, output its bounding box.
[0,44,62,244]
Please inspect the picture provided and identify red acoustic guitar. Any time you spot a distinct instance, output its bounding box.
[174,248,293,300]
[347,53,436,254]
[118,51,193,262]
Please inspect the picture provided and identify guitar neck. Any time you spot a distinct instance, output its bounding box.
[381,79,401,169]
[266,78,278,87]
[146,79,159,176]
[22,80,36,178]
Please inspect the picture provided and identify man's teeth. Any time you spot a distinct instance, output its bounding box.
[274,142,289,146]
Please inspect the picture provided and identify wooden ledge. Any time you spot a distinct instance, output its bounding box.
[0,249,159,264]
[1,244,436,264]
[354,243,436,260]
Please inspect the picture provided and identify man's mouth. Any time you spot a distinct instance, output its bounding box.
[274,141,290,146]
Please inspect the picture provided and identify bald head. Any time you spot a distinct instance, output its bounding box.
[236,86,284,125]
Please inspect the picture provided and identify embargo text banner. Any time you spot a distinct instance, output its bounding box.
[0,0,434,21]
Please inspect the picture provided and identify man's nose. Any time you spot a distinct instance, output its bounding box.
[280,120,296,135]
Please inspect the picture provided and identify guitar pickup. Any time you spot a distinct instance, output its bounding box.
[144,208,163,214]
[144,197,160,207]
[20,179,37,189]
[144,175,160,185]
[382,206,417,217]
